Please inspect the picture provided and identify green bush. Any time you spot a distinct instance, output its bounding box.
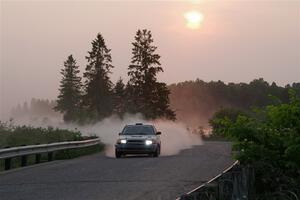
[209,107,249,137]
[210,90,300,199]
[0,122,82,148]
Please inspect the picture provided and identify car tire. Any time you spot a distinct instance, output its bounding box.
[115,150,121,158]
[153,146,160,157]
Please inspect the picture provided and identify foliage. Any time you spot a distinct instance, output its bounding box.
[0,121,83,148]
[210,90,300,199]
[54,55,83,122]
[83,33,114,120]
[127,29,175,120]
[209,107,249,136]
[113,78,127,118]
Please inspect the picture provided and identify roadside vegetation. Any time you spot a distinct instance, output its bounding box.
[209,90,300,199]
[0,121,85,148]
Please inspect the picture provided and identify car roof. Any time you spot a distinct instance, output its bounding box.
[125,124,154,127]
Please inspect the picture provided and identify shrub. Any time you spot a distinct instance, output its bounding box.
[0,122,82,148]
[210,90,300,199]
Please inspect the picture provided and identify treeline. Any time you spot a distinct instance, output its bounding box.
[55,29,175,123]
[11,78,300,127]
[11,98,59,119]
[169,78,300,127]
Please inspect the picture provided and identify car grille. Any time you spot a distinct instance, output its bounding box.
[127,140,145,145]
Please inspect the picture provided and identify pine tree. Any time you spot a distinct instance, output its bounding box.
[83,33,114,120]
[54,55,82,121]
[113,78,126,117]
[128,29,176,120]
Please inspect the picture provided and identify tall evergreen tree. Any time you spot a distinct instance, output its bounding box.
[54,55,82,121]
[83,33,114,120]
[128,29,176,120]
[113,78,126,117]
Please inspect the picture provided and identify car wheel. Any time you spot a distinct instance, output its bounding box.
[115,150,121,158]
[153,146,160,157]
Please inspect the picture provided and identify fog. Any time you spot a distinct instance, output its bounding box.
[10,113,202,157]
[1,1,299,119]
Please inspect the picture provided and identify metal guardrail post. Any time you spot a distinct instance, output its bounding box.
[4,158,11,170]
[48,152,53,161]
[21,155,27,167]
[35,154,41,164]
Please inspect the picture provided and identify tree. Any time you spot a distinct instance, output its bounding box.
[113,78,126,117]
[83,33,114,120]
[127,29,175,120]
[209,107,248,136]
[54,55,82,122]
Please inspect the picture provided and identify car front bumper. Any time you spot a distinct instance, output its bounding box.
[115,143,159,154]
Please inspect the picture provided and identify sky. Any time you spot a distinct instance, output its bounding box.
[0,0,299,120]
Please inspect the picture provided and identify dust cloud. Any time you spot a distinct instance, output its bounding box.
[9,113,202,157]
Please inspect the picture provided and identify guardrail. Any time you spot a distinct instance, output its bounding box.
[178,160,255,200]
[0,138,101,170]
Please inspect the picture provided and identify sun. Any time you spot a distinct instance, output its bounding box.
[184,11,204,29]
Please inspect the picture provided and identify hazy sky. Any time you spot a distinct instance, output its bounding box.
[1,0,299,119]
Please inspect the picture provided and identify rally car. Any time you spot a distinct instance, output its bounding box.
[115,123,161,158]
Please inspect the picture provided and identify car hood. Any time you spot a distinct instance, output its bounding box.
[119,135,156,140]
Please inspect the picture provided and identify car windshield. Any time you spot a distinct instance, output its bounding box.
[122,126,155,135]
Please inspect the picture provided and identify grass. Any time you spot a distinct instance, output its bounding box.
[0,121,84,148]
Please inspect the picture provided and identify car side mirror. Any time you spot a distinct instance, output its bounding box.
[156,131,162,135]
[118,132,121,135]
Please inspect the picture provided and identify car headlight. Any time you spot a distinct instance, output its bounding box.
[117,139,127,144]
[120,139,127,144]
[145,140,153,145]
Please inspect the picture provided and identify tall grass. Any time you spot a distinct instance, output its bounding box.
[0,121,82,148]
